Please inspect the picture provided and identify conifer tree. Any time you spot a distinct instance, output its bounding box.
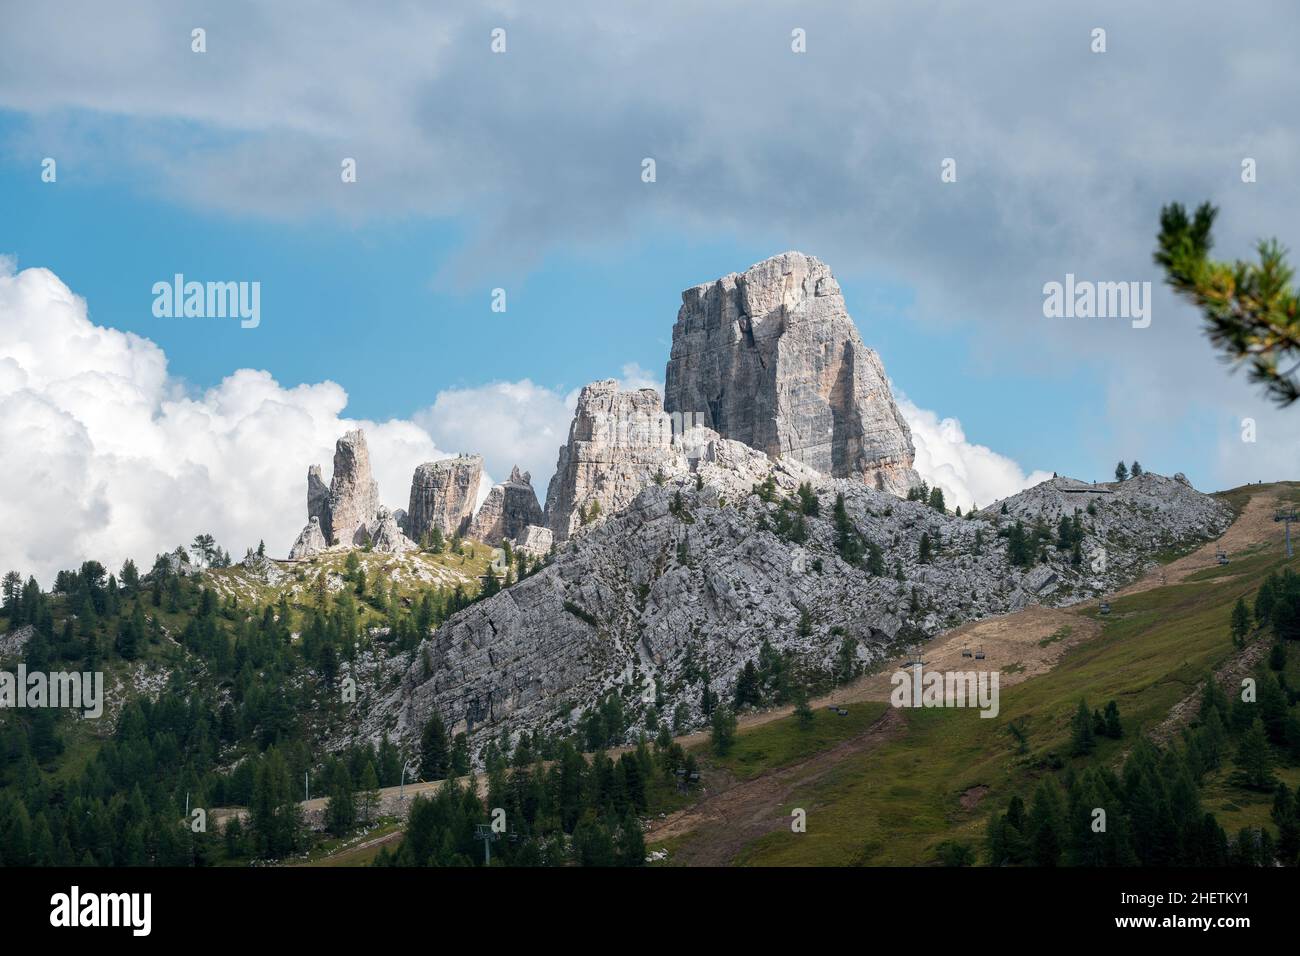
[420,712,451,781]
[1071,699,1096,756]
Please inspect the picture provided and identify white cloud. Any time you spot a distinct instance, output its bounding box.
[0,261,454,584]
[413,380,573,502]
[898,395,1053,512]
[0,262,678,584]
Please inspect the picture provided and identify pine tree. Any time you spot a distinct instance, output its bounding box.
[419,712,451,781]
[250,747,301,859]
[1103,700,1123,739]
[1238,718,1275,790]
[1071,699,1096,756]
[1155,201,1300,406]
[616,812,646,867]
[1130,461,1143,477]
[793,682,814,727]
[919,532,932,564]
[1114,461,1128,482]
[1231,597,1252,648]
[358,763,381,824]
[733,660,761,709]
[710,705,737,756]
[833,493,863,564]
[451,733,471,776]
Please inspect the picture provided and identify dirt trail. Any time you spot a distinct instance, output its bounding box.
[1116,491,1282,597]
[651,709,906,866]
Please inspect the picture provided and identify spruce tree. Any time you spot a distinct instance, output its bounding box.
[710,705,737,756]
[1237,718,1275,790]
[1231,597,1252,647]
[419,712,451,781]
[1103,700,1123,739]
[1071,699,1096,756]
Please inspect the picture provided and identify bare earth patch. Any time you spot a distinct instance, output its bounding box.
[1117,492,1282,597]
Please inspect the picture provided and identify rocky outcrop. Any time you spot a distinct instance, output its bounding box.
[289,516,328,559]
[517,525,554,556]
[664,251,920,495]
[469,466,545,545]
[406,455,484,543]
[323,430,380,546]
[371,506,418,553]
[543,380,679,542]
[359,467,1230,758]
[307,465,331,541]
[291,429,390,555]
[987,472,1231,582]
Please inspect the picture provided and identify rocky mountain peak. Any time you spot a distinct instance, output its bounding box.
[542,380,680,542]
[406,454,484,542]
[664,251,920,494]
[469,465,545,546]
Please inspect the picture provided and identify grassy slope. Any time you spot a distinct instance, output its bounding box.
[667,484,1298,866]
[697,702,891,782]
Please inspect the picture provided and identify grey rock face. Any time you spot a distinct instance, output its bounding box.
[543,380,680,542]
[321,430,380,547]
[988,472,1231,586]
[664,251,920,495]
[360,468,1229,759]
[517,524,554,556]
[289,516,328,559]
[407,454,484,542]
[470,466,545,545]
[371,506,418,553]
[307,465,331,542]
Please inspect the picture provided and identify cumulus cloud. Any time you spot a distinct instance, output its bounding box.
[3,2,1297,489]
[898,396,1053,512]
[0,261,454,585]
[414,380,572,498]
[0,263,685,584]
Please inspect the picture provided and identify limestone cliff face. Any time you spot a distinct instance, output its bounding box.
[307,465,331,542]
[371,506,418,553]
[542,381,680,542]
[291,429,418,556]
[363,467,1231,759]
[324,430,380,546]
[288,516,328,559]
[664,251,920,494]
[406,455,484,542]
[469,466,545,545]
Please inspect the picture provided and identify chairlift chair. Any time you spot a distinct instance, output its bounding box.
[974,649,986,661]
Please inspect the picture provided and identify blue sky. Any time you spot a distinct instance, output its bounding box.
[1,115,1098,479]
[1,0,1297,581]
